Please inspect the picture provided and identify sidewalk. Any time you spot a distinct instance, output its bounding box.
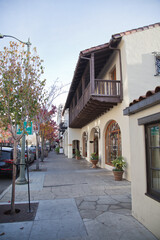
[0,151,158,240]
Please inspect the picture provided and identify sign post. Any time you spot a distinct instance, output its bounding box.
[16,122,33,185]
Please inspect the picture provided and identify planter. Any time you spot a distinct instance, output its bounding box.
[91,159,98,168]
[76,156,81,160]
[113,170,124,181]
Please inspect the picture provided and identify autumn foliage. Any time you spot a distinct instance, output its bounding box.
[0,41,46,213]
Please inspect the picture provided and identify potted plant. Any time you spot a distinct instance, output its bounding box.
[90,152,99,168]
[55,146,60,154]
[75,149,81,160]
[111,156,126,181]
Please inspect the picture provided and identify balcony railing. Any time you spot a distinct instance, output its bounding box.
[94,79,121,96]
[69,79,122,127]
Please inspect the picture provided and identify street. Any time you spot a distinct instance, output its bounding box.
[0,160,35,195]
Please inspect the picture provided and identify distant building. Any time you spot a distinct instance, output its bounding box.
[57,104,68,148]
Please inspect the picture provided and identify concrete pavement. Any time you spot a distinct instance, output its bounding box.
[0,151,158,240]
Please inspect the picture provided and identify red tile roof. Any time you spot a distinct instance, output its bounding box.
[80,42,110,56]
[112,22,160,39]
[64,22,160,112]
[79,22,160,56]
[129,86,160,106]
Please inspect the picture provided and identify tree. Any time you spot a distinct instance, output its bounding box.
[0,126,13,145]
[39,105,56,161]
[33,78,68,169]
[41,118,57,150]
[44,119,58,148]
[33,104,57,169]
[0,41,45,213]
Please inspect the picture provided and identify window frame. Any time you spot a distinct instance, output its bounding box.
[145,121,160,202]
[153,52,160,76]
[155,55,160,76]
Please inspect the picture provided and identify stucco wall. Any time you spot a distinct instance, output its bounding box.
[79,39,131,180]
[68,128,81,158]
[80,100,131,181]
[65,39,131,180]
[63,130,68,156]
[124,26,160,102]
[63,26,160,183]
[128,105,160,239]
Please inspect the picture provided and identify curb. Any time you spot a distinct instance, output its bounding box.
[0,184,12,201]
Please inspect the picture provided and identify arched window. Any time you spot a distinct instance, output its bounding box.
[105,120,121,165]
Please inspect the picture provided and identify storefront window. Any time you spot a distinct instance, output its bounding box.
[146,123,160,201]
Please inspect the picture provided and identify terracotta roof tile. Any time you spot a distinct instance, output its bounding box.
[81,23,160,56]
[112,22,160,39]
[155,86,160,92]
[129,86,160,106]
[80,23,160,56]
[80,42,109,56]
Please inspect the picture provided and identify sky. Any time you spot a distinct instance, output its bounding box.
[0,0,160,107]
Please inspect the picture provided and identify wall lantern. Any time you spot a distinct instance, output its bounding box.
[85,132,88,141]
[95,127,100,139]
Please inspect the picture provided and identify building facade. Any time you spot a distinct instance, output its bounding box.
[63,23,160,182]
[123,87,160,239]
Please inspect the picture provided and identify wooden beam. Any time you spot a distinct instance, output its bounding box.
[90,53,95,94]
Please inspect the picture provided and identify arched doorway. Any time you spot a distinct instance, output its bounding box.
[105,120,121,165]
[82,132,88,157]
[90,128,99,156]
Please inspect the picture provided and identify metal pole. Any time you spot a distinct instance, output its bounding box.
[16,38,31,185]
[26,140,32,212]
[16,134,27,184]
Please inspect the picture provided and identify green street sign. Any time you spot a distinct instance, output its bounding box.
[17,121,33,135]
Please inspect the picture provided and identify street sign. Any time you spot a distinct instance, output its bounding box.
[17,121,33,135]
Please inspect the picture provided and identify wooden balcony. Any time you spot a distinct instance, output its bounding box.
[69,79,122,128]
[64,39,123,128]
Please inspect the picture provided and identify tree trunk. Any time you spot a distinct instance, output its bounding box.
[36,133,39,170]
[49,140,52,151]
[11,139,17,214]
[41,134,44,162]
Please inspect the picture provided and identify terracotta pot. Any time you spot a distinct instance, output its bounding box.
[113,170,124,181]
[76,156,81,160]
[91,159,98,168]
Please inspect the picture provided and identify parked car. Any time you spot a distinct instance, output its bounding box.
[25,148,35,164]
[0,147,21,176]
[29,146,36,160]
[29,146,41,160]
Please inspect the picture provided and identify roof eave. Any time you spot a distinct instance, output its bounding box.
[123,92,160,116]
[63,37,121,113]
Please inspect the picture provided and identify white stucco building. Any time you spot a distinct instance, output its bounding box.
[124,87,160,239]
[62,22,160,237]
[62,22,160,180]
